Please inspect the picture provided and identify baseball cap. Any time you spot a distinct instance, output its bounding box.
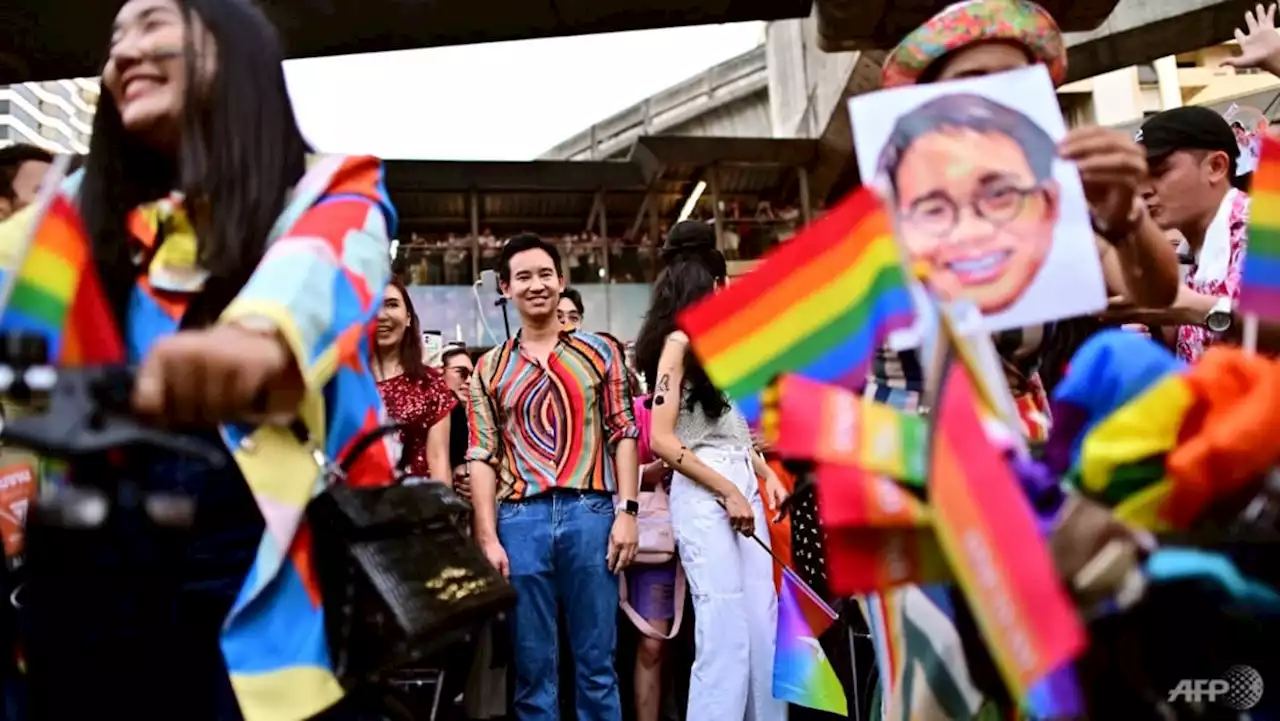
[1136,106,1239,175]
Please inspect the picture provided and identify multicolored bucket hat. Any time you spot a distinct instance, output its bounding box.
[881,0,1067,88]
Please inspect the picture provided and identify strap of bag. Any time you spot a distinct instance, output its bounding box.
[618,563,686,641]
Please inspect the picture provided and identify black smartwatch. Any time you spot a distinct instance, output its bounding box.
[617,499,639,516]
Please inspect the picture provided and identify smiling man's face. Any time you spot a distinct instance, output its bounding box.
[894,126,1058,314]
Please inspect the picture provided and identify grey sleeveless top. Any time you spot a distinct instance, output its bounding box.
[674,393,753,452]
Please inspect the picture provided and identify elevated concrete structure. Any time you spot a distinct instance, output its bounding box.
[540,46,772,161]
[0,0,810,85]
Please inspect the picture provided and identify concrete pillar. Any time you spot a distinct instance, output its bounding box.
[1091,66,1143,126]
[1153,55,1183,110]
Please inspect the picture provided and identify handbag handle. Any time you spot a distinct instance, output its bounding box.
[619,564,686,641]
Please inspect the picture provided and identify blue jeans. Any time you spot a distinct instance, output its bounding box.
[498,491,621,721]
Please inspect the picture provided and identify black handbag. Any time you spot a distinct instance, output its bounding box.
[305,423,516,689]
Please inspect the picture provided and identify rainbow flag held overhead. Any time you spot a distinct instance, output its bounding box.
[768,374,929,486]
[678,187,914,422]
[929,359,1085,714]
[773,566,849,715]
[1242,133,1280,319]
[0,180,124,366]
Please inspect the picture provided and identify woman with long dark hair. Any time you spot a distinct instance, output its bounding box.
[5,1,398,719]
[634,221,789,721]
[373,278,456,482]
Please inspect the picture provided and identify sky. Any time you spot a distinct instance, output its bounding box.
[281,21,765,162]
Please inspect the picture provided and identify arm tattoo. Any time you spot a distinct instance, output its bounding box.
[653,395,665,406]
[655,373,671,394]
[674,445,688,466]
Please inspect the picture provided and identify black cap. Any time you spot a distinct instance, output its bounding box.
[1136,106,1239,174]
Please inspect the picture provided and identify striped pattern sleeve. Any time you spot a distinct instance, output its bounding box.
[465,347,502,464]
[600,337,639,446]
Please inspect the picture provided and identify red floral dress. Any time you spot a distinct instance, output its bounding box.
[377,367,458,478]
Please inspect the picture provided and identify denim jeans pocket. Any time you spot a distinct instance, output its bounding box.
[496,501,522,522]
[580,493,615,517]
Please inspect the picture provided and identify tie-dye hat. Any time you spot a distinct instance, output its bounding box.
[881,0,1067,88]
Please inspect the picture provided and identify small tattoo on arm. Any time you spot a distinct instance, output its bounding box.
[674,445,688,466]
[655,374,671,394]
[653,395,665,406]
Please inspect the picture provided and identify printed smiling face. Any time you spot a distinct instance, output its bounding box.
[893,126,1059,314]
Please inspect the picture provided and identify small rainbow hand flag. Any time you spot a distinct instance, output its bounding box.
[0,188,125,366]
[928,359,1085,708]
[816,464,951,595]
[1242,133,1280,319]
[678,187,914,422]
[769,374,929,486]
[773,566,848,715]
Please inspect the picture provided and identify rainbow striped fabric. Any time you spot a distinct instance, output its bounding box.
[929,359,1085,713]
[773,566,848,715]
[0,156,399,721]
[0,186,123,365]
[1242,133,1280,318]
[767,374,929,486]
[678,187,914,422]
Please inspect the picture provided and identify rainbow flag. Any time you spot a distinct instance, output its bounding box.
[773,566,848,715]
[678,188,914,422]
[768,374,928,486]
[816,464,950,594]
[1242,133,1280,319]
[928,359,1085,708]
[0,192,124,365]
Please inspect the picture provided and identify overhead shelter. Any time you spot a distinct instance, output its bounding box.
[388,134,818,279]
[0,0,811,84]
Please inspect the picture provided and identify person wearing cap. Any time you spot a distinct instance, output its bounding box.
[1104,3,1280,360]
[1111,106,1263,361]
[851,1,1183,719]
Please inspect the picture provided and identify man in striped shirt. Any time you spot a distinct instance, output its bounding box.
[466,233,640,721]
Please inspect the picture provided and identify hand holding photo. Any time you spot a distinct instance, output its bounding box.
[850,64,1106,338]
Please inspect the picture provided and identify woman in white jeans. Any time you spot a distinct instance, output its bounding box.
[633,220,790,721]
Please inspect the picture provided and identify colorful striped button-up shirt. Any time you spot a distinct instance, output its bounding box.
[466,330,638,500]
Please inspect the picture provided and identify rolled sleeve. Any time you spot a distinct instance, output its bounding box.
[465,364,501,464]
[220,156,394,439]
[602,344,639,446]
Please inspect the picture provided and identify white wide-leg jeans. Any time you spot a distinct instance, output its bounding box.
[670,446,787,721]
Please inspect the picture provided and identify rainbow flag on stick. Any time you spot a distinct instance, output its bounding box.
[815,464,951,594]
[769,374,929,486]
[1242,133,1280,320]
[0,176,125,365]
[773,566,848,715]
[678,187,914,422]
[928,358,1085,710]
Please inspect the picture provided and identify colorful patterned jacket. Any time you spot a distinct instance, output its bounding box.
[0,155,398,721]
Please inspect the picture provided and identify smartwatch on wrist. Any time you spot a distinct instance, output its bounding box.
[1205,297,1234,333]
[617,499,639,517]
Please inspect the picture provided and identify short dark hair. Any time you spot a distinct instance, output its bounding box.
[440,343,470,367]
[0,144,53,201]
[877,93,1057,196]
[560,287,584,315]
[498,232,562,283]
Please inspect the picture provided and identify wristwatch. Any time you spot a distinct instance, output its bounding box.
[1205,297,1234,333]
[617,499,639,516]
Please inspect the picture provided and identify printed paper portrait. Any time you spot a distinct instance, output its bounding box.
[849,65,1106,338]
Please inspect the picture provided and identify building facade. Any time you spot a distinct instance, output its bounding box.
[1061,40,1280,129]
[0,79,98,154]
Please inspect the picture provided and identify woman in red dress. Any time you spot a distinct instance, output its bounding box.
[373,277,457,482]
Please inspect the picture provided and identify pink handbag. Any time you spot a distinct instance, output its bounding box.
[618,394,686,640]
